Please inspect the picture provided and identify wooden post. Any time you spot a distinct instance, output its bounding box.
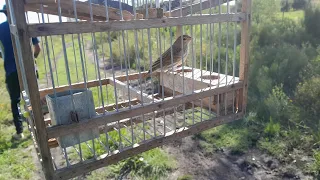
[9,0,54,179]
[239,0,251,114]
[4,0,24,90]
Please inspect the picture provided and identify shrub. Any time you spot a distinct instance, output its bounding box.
[304,6,320,44]
[294,77,320,131]
[281,0,291,12]
[264,85,291,124]
[292,0,307,10]
[309,150,320,176]
[264,117,281,137]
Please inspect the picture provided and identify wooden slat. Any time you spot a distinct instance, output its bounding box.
[115,71,158,81]
[25,5,97,21]
[44,98,140,125]
[39,72,154,99]
[95,98,140,113]
[97,103,186,133]
[54,112,244,180]
[25,0,136,21]
[39,72,151,99]
[168,0,228,17]
[136,8,164,19]
[25,0,56,4]
[46,101,185,149]
[239,0,251,113]
[46,81,243,139]
[46,102,185,143]
[39,78,109,98]
[10,0,55,179]
[160,68,239,112]
[27,13,246,37]
[109,78,154,103]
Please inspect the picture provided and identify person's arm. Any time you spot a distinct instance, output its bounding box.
[0,41,4,59]
[33,43,40,58]
[32,37,41,58]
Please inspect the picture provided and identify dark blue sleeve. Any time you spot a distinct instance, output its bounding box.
[32,37,40,45]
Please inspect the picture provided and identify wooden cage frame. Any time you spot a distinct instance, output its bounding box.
[6,0,251,179]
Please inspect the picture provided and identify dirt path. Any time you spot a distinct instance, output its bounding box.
[164,136,313,180]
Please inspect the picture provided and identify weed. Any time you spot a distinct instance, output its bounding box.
[309,150,320,176]
[177,174,193,180]
[264,117,281,137]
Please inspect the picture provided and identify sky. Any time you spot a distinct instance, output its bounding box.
[0,0,5,23]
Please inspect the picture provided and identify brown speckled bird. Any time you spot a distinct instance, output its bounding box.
[143,34,192,79]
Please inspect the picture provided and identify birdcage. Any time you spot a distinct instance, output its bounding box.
[6,0,251,179]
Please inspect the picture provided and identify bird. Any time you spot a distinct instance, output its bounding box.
[142,34,192,80]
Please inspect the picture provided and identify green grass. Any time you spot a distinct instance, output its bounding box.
[177,174,193,180]
[196,120,261,155]
[86,148,177,180]
[0,61,36,179]
[276,10,304,21]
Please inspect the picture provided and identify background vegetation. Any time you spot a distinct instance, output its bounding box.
[197,0,320,178]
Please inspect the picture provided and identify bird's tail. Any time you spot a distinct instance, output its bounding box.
[140,70,152,83]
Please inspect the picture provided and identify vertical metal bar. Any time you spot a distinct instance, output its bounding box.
[147,27,156,137]
[62,147,71,166]
[233,0,238,113]
[157,28,166,135]
[72,0,88,162]
[199,0,204,122]
[57,0,76,111]
[169,26,177,131]
[36,13,49,87]
[208,23,214,115]
[217,0,222,116]
[58,0,79,166]
[225,0,230,115]
[133,30,146,140]
[71,34,80,82]
[100,32,109,108]
[107,32,121,150]
[89,0,105,116]
[120,29,134,146]
[47,14,59,87]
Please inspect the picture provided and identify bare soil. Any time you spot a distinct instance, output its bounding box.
[164,136,314,180]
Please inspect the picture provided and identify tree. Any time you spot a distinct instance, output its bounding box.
[292,0,307,10]
[304,7,320,44]
[252,0,280,24]
[281,0,291,12]
[294,77,320,131]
